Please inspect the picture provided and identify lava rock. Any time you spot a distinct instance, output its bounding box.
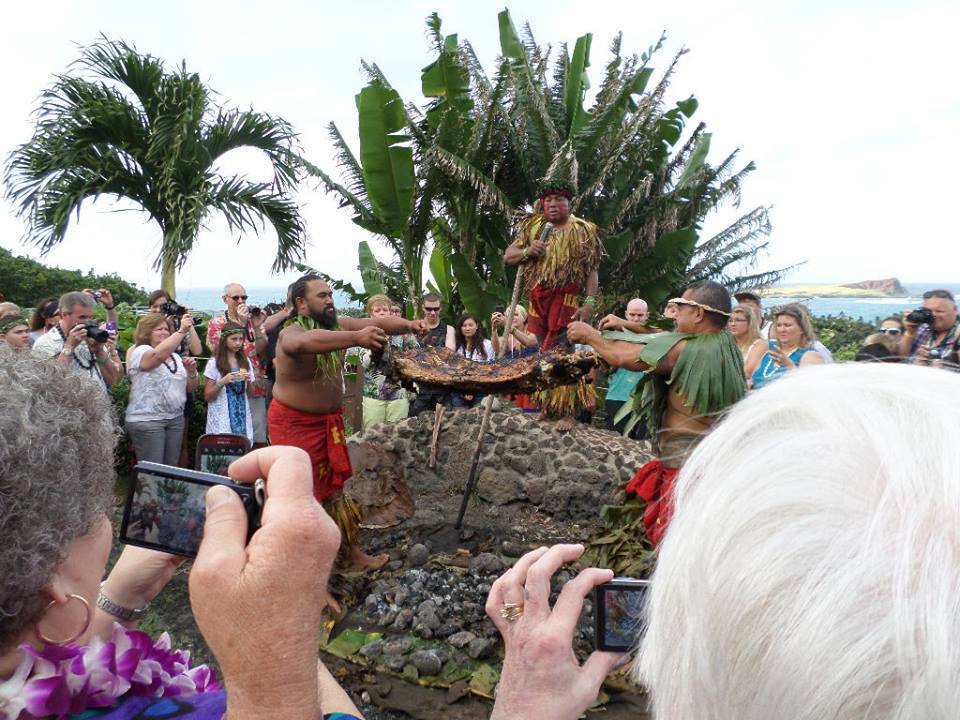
[470,552,505,575]
[410,650,443,676]
[377,610,397,627]
[476,467,525,506]
[407,543,430,567]
[434,623,461,638]
[501,540,526,557]
[386,559,403,571]
[391,609,414,631]
[383,637,413,656]
[448,630,477,648]
[467,637,495,660]
[359,640,384,658]
[384,654,407,671]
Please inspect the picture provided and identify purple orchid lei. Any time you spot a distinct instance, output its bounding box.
[0,622,219,720]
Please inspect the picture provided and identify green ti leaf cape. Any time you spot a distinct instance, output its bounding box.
[606,330,746,440]
[283,314,344,379]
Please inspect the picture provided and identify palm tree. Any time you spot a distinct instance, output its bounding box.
[5,38,309,297]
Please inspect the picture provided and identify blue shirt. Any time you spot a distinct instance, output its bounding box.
[751,348,810,389]
[606,368,644,401]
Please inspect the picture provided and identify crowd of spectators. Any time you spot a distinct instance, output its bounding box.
[2,279,960,719]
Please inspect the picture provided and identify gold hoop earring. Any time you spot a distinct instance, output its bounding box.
[37,593,91,646]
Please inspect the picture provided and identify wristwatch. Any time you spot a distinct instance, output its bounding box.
[97,583,147,621]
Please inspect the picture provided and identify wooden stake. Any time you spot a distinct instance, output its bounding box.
[427,402,445,469]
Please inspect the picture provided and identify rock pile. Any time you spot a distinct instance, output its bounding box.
[350,405,652,521]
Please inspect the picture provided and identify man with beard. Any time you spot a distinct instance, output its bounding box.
[504,142,603,431]
[567,281,746,545]
[269,275,427,569]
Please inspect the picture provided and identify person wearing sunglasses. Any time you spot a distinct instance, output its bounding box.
[568,280,746,546]
[206,283,269,445]
[899,289,960,369]
[407,292,455,418]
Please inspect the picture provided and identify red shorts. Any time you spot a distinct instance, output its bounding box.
[527,282,580,350]
[267,400,352,502]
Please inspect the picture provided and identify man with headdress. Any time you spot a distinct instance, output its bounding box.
[504,142,604,431]
[270,274,427,569]
[568,280,746,545]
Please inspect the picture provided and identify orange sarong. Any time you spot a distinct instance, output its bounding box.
[267,400,352,502]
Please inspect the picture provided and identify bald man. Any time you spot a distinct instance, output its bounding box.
[600,299,651,437]
[598,298,650,334]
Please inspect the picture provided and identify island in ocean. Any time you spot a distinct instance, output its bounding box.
[762,277,909,298]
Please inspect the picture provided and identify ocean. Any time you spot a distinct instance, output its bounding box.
[759,283,960,322]
[175,283,960,322]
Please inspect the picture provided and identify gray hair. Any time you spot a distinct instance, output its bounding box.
[0,349,118,650]
[59,291,96,314]
[639,362,960,719]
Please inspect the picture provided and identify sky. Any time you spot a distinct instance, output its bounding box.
[1,0,958,294]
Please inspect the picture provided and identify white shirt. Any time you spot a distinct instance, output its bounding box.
[203,362,254,442]
[32,326,107,392]
[125,345,189,422]
[457,339,494,362]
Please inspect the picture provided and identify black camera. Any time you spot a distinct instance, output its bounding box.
[906,307,934,326]
[594,578,650,652]
[82,320,110,343]
[160,300,187,318]
[248,306,263,318]
[120,462,263,558]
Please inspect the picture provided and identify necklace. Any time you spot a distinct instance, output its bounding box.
[162,355,179,374]
[54,325,94,371]
[0,623,219,719]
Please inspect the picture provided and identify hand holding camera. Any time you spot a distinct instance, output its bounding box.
[189,447,340,718]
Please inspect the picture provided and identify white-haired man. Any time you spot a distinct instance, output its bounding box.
[484,362,960,720]
[207,283,268,444]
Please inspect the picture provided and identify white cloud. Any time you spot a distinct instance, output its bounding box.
[1,0,957,296]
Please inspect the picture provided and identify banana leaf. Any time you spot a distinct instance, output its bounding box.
[358,240,385,295]
[564,33,593,137]
[357,80,415,233]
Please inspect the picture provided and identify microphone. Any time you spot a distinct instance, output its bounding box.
[537,222,554,247]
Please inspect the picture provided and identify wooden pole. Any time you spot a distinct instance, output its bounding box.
[427,402,445,469]
[455,263,526,529]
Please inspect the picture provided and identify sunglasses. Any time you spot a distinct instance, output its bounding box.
[228,295,249,302]
[880,327,902,335]
[424,306,441,312]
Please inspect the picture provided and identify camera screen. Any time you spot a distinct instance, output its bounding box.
[598,584,648,651]
[198,446,244,476]
[123,470,208,557]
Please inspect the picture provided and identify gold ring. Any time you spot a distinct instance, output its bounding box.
[499,602,523,622]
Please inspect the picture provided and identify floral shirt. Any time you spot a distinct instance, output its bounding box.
[358,334,420,401]
[206,315,267,397]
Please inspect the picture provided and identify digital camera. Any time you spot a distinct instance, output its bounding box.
[906,307,934,326]
[82,320,110,343]
[160,300,187,318]
[594,577,650,652]
[120,462,263,559]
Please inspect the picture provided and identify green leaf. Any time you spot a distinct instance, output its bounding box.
[358,240,385,295]
[497,10,525,62]
[469,663,500,698]
[676,95,699,117]
[322,628,368,658]
[564,33,593,137]
[358,80,416,233]
[450,252,493,320]
[429,244,451,298]
[677,132,711,188]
